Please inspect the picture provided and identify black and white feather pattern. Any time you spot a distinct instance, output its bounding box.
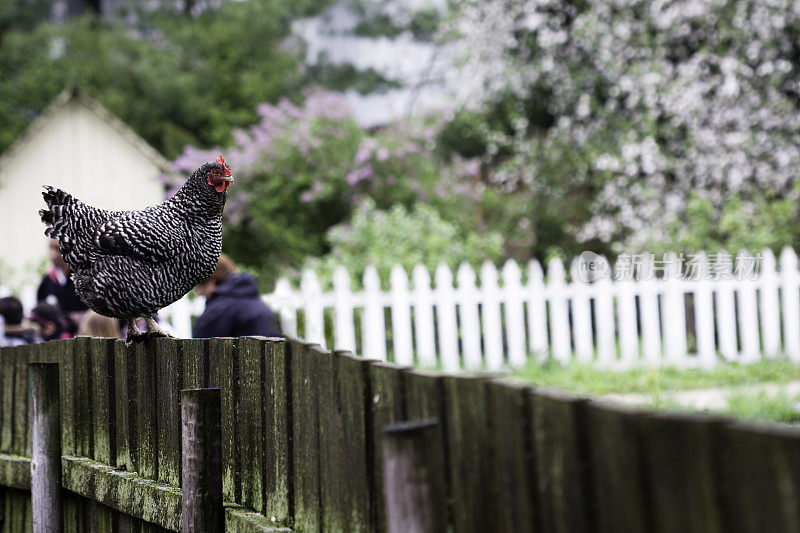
[39,161,229,319]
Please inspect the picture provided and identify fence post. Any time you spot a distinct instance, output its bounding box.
[29,362,62,533]
[382,419,446,533]
[181,388,223,532]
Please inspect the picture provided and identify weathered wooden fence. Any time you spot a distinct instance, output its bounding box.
[2,337,800,531]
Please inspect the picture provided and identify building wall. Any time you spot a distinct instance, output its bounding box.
[0,99,166,285]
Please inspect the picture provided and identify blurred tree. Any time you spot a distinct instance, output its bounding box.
[0,0,334,158]
[449,0,800,253]
[0,0,54,43]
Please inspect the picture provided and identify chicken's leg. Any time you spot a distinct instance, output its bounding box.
[144,316,174,339]
[125,318,147,344]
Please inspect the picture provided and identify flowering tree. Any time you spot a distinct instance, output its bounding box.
[451,0,800,250]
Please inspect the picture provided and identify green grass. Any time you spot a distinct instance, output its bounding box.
[724,391,800,423]
[514,358,800,423]
[514,358,800,396]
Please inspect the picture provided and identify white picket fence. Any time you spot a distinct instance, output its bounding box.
[4,247,800,371]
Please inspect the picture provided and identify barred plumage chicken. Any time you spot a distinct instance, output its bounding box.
[39,155,234,342]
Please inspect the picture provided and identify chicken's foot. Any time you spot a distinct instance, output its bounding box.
[125,318,148,345]
[144,316,174,339]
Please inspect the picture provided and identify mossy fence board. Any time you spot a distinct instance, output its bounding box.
[2,338,800,531]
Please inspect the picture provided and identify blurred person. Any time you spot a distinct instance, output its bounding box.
[29,303,76,342]
[193,254,280,339]
[37,238,88,324]
[0,296,40,346]
[78,310,123,339]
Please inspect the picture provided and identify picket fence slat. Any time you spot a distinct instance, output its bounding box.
[760,249,781,358]
[569,259,593,365]
[781,248,800,362]
[715,251,738,362]
[457,263,482,371]
[7,247,800,372]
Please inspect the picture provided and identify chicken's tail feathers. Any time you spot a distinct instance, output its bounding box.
[40,186,79,252]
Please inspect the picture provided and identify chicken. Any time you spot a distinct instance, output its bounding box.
[39,155,234,342]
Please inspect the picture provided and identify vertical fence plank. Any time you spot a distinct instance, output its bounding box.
[717,422,800,533]
[435,264,460,372]
[291,341,322,532]
[206,338,240,504]
[639,256,662,365]
[662,253,687,366]
[238,337,265,513]
[412,265,437,367]
[369,362,407,532]
[527,260,549,360]
[262,339,291,524]
[529,388,594,533]
[736,250,760,364]
[759,249,781,359]
[781,247,800,362]
[443,375,493,533]
[30,362,62,533]
[13,345,31,457]
[586,402,650,532]
[333,266,357,353]
[71,337,93,459]
[90,338,117,466]
[114,340,137,473]
[135,341,158,480]
[570,259,594,364]
[481,262,504,371]
[715,251,738,362]
[548,258,571,364]
[0,347,16,453]
[503,260,527,368]
[390,266,414,367]
[693,253,717,367]
[640,413,724,533]
[182,339,209,390]
[319,352,371,532]
[381,419,446,533]
[403,369,450,528]
[155,339,183,487]
[363,266,387,361]
[317,347,341,531]
[456,263,482,371]
[594,257,616,367]
[181,388,223,532]
[302,270,326,350]
[487,380,535,533]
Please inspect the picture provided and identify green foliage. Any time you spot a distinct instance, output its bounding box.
[304,61,402,95]
[655,191,800,255]
[409,8,441,41]
[352,13,404,38]
[305,200,504,288]
[0,0,333,158]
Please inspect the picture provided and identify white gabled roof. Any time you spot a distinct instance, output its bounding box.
[0,87,171,174]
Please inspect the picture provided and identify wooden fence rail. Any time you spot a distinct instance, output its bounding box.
[1,337,800,531]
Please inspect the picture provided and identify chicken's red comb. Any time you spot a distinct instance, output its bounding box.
[216,154,231,176]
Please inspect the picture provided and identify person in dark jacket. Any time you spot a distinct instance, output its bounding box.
[37,239,88,323]
[192,254,281,339]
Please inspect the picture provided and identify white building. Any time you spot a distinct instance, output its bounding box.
[0,88,169,286]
